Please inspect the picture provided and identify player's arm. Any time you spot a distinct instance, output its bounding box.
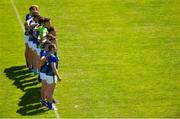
[30,23,39,29]
[40,53,51,66]
[40,56,46,67]
[51,62,62,81]
[24,22,30,31]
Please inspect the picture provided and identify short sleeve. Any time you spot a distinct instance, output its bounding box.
[25,14,30,21]
[40,50,44,57]
[49,56,56,64]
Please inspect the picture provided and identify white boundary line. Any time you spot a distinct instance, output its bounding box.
[10,0,24,31]
[10,0,60,118]
[53,104,60,119]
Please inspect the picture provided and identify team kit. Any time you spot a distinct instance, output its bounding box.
[24,5,62,110]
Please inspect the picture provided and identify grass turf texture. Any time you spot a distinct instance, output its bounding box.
[0,0,180,118]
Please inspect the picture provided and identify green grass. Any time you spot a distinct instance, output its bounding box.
[0,0,180,118]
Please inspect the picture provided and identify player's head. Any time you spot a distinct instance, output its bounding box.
[38,17,44,25]
[48,44,57,53]
[29,5,39,15]
[32,11,40,22]
[46,34,56,41]
[44,18,51,28]
[43,40,51,50]
[48,26,56,36]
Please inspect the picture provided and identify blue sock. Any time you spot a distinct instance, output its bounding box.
[47,102,53,109]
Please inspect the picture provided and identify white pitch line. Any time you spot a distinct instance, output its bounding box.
[10,0,60,118]
[53,104,60,119]
[10,0,24,31]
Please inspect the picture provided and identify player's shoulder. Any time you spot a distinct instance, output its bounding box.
[40,50,45,56]
[40,49,44,53]
[26,14,32,21]
[27,18,33,25]
[50,54,56,58]
[49,54,57,61]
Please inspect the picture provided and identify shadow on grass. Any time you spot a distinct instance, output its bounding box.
[4,65,48,115]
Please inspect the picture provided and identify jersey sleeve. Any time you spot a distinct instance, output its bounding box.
[25,14,30,21]
[49,56,56,64]
[40,50,44,57]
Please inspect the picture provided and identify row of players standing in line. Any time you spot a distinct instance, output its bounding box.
[24,5,62,110]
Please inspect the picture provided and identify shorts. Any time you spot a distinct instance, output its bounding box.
[40,72,46,80]
[46,75,57,84]
[36,48,41,56]
[28,41,33,49]
[24,35,29,44]
[32,43,37,51]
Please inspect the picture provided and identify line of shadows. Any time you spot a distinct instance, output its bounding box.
[4,65,48,115]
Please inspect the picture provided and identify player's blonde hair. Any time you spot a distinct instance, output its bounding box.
[29,5,39,11]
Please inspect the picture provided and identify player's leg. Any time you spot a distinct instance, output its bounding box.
[35,47,41,70]
[40,72,48,106]
[33,44,39,74]
[46,75,57,109]
[28,40,34,71]
[24,35,29,67]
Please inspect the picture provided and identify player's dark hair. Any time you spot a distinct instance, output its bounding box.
[48,26,55,32]
[48,26,56,36]
[44,40,51,45]
[48,44,55,51]
[38,17,44,25]
[44,18,51,23]
[42,41,51,48]
[46,34,56,41]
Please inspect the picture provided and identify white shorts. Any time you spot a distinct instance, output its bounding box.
[26,40,29,46]
[46,75,57,84]
[24,35,29,43]
[36,48,41,56]
[28,41,33,49]
[32,43,37,51]
[40,72,46,80]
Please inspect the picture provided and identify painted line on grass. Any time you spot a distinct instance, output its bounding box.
[53,104,60,119]
[10,0,24,31]
[10,0,60,118]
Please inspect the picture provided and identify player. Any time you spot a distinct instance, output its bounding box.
[46,44,62,109]
[27,11,40,73]
[24,5,39,67]
[39,41,51,106]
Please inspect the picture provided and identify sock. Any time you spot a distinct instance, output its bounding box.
[47,101,53,109]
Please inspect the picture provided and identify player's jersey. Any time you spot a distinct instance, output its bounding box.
[24,14,33,35]
[27,18,38,36]
[32,27,40,45]
[38,26,48,42]
[40,50,49,73]
[32,37,38,45]
[25,14,32,21]
[46,54,59,76]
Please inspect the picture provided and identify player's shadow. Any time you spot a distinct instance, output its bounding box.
[17,87,48,115]
[4,65,37,91]
[4,65,48,115]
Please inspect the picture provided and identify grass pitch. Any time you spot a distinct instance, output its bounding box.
[0,0,180,118]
